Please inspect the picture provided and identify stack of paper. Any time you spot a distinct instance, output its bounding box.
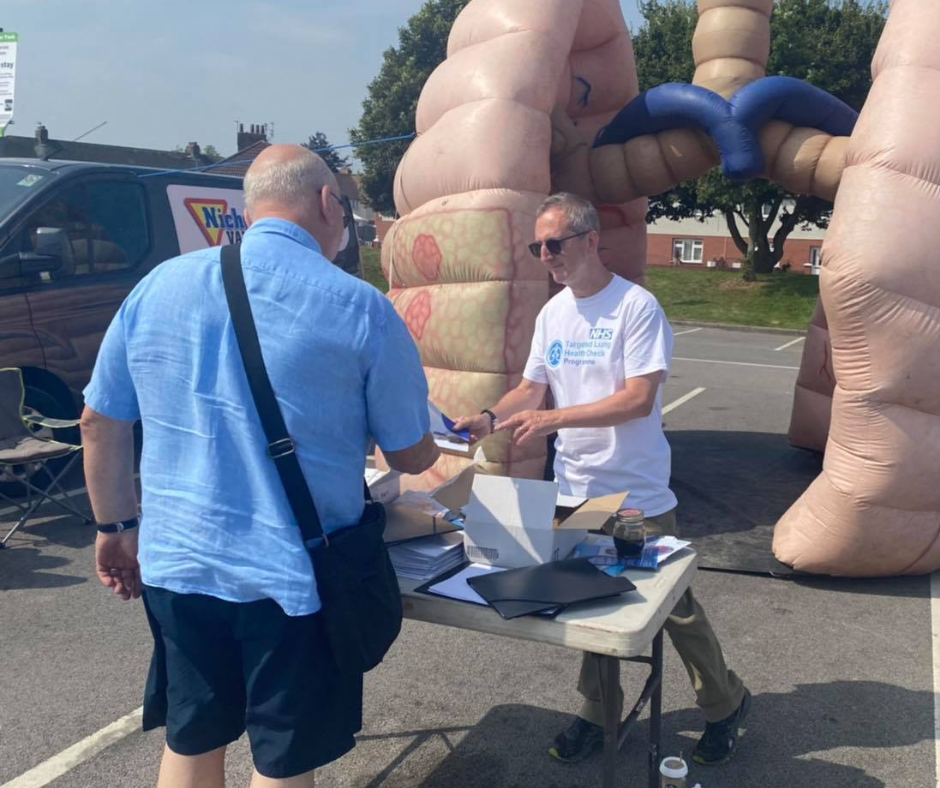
[388,532,466,581]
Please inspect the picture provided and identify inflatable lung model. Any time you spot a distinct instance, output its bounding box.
[385,0,940,576]
[382,0,646,486]
[774,0,940,575]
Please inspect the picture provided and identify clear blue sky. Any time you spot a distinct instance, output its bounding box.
[3,0,645,161]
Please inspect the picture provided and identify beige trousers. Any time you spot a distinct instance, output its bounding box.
[578,508,745,727]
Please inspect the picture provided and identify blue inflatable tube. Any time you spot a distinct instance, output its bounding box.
[731,76,858,138]
[593,83,765,180]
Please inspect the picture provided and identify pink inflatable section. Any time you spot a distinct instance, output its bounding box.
[381,0,940,575]
[773,0,940,575]
[382,0,645,487]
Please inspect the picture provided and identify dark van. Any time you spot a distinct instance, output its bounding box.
[0,158,247,431]
[0,157,361,440]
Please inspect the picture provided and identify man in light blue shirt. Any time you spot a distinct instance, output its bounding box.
[81,145,438,788]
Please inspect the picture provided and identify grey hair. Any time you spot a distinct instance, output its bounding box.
[536,192,600,234]
[244,148,332,212]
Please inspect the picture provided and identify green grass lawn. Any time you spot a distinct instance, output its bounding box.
[360,248,817,330]
[645,267,818,329]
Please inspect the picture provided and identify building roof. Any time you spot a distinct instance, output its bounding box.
[0,133,214,170]
[213,142,363,204]
[210,140,271,176]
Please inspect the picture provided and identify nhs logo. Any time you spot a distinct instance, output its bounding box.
[589,328,614,340]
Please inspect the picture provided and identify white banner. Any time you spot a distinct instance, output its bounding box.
[0,32,18,136]
[166,184,247,254]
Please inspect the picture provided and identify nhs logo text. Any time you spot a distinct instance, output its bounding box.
[589,328,614,340]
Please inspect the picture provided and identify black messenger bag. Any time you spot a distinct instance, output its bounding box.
[220,243,402,675]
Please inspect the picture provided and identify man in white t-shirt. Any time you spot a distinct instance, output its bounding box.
[454,193,750,767]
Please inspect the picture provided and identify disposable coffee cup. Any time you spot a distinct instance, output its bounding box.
[659,756,688,788]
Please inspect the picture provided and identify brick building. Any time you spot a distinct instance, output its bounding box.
[646,211,826,275]
[375,209,826,275]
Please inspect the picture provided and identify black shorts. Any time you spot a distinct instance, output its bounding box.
[141,585,362,779]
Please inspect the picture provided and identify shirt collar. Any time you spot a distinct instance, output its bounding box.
[244,217,324,255]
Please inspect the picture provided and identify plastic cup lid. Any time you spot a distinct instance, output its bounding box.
[659,757,689,778]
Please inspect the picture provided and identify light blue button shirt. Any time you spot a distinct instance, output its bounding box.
[84,218,430,616]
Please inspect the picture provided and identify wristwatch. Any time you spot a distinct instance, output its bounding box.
[480,408,498,433]
[96,517,140,534]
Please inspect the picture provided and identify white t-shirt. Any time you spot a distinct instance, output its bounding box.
[523,275,678,516]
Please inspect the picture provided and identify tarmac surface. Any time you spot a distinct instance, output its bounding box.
[1,325,934,788]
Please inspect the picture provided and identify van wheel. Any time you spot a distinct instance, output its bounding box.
[0,383,80,498]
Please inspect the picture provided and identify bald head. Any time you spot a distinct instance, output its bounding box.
[243,144,346,259]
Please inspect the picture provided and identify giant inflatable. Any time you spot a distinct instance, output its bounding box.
[382,0,940,576]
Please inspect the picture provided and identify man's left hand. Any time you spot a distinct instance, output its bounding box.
[95,530,141,601]
[496,410,557,447]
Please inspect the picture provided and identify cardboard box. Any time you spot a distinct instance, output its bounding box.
[366,468,403,505]
[459,473,627,569]
[383,491,461,545]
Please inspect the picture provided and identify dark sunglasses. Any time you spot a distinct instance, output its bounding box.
[528,230,591,258]
[319,188,350,228]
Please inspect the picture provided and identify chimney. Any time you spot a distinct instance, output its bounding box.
[236,122,267,152]
[34,123,60,160]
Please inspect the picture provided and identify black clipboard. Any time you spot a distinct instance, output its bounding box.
[466,558,636,620]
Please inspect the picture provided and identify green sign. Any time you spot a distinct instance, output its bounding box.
[0,32,17,134]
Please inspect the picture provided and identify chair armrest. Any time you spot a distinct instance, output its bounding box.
[23,414,81,429]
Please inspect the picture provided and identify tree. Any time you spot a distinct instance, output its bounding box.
[633,0,886,278]
[351,0,470,214]
[302,131,350,173]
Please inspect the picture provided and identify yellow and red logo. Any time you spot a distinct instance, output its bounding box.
[184,198,247,246]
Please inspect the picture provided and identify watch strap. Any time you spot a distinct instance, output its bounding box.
[480,408,498,432]
[97,517,139,534]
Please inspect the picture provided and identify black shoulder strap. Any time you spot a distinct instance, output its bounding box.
[220,243,325,545]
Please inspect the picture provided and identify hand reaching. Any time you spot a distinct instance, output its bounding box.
[450,413,492,446]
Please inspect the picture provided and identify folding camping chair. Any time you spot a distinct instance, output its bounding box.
[0,368,90,548]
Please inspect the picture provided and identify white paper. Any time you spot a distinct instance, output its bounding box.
[427,563,506,605]
[389,533,465,580]
[364,468,387,485]
[556,492,588,508]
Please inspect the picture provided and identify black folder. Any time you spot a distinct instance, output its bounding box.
[466,558,637,620]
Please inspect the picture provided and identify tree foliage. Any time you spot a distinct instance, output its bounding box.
[302,131,350,173]
[351,0,470,214]
[633,0,886,277]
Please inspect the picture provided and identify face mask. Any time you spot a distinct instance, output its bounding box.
[339,226,350,252]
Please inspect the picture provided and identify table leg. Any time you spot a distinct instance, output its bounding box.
[600,654,621,788]
[648,630,664,788]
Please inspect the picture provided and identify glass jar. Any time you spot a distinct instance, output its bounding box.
[613,508,646,559]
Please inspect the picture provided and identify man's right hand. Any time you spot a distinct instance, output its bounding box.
[451,413,493,445]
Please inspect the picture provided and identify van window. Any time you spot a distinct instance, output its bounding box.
[11,180,150,279]
[0,165,51,218]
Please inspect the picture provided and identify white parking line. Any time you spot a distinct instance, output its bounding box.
[0,707,143,788]
[774,337,805,352]
[662,387,706,415]
[673,327,703,336]
[673,356,799,371]
[931,573,940,788]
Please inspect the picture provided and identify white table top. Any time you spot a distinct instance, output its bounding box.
[398,550,699,659]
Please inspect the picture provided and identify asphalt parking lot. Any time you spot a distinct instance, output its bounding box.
[1,325,935,788]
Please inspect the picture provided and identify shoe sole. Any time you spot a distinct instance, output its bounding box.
[693,690,752,767]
